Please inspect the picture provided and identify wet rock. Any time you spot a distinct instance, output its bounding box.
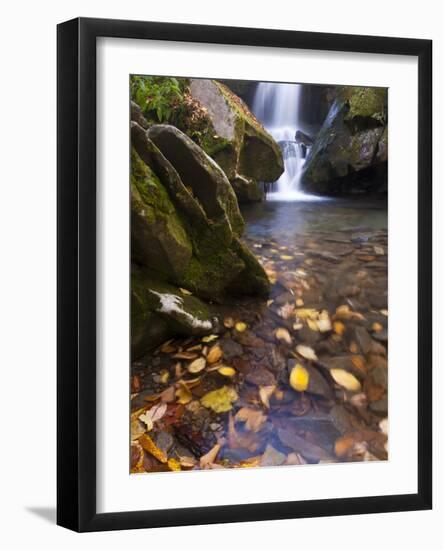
[288,359,333,399]
[306,250,341,263]
[246,365,276,386]
[219,338,244,360]
[153,430,175,455]
[369,396,387,415]
[320,355,366,380]
[260,444,286,467]
[353,326,373,355]
[277,428,333,462]
[329,404,355,435]
[373,329,388,343]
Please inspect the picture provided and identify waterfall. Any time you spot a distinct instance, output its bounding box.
[252,82,321,201]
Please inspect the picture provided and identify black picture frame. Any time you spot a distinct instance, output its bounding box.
[57,17,432,532]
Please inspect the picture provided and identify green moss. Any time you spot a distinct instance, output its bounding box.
[339,86,387,121]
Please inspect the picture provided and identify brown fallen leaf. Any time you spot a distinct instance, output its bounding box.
[173,351,198,360]
[202,334,219,343]
[159,385,176,403]
[223,317,235,328]
[200,443,221,469]
[235,407,267,432]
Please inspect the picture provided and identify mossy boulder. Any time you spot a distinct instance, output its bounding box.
[132,265,214,358]
[130,120,269,357]
[188,79,284,202]
[230,174,264,203]
[131,147,192,280]
[147,123,244,239]
[302,86,388,195]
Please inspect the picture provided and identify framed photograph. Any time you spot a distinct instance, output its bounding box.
[57,17,432,532]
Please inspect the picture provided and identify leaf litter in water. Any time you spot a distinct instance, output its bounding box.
[201,386,238,413]
[275,327,292,344]
[330,368,362,391]
[295,344,318,361]
[207,344,223,364]
[235,407,267,432]
[289,363,309,392]
[187,357,206,373]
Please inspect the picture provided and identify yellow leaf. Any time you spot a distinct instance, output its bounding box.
[275,327,292,344]
[202,334,219,343]
[330,368,361,391]
[167,458,181,471]
[235,322,247,332]
[138,433,168,463]
[280,254,294,260]
[201,386,238,413]
[218,366,236,377]
[316,318,332,332]
[295,344,318,361]
[131,418,146,441]
[175,383,192,404]
[333,321,346,335]
[295,298,304,307]
[294,308,318,320]
[207,345,223,364]
[372,322,383,332]
[159,370,169,384]
[187,357,206,373]
[179,287,192,295]
[289,363,309,392]
[307,318,319,331]
[223,316,235,328]
[292,322,303,330]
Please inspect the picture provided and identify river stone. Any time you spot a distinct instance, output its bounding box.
[277,428,332,462]
[288,359,333,399]
[131,266,213,358]
[154,431,175,455]
[320,355,366,381]
[219,338,244,360]
[353,326,373,355]
[246,365,276,387]
[260,444,286,467]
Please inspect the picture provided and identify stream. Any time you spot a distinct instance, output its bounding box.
[130,81,388,473]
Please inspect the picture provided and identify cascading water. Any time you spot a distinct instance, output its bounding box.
[252,82,322,201]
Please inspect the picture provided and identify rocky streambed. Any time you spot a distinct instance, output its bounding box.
[130,199,388,473]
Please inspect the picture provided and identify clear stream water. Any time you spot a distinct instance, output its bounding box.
[242,199,388,242]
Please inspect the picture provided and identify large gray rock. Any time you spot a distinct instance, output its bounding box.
[130,122,270,358]
[302,86,388,195]
[189,79,284,202]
